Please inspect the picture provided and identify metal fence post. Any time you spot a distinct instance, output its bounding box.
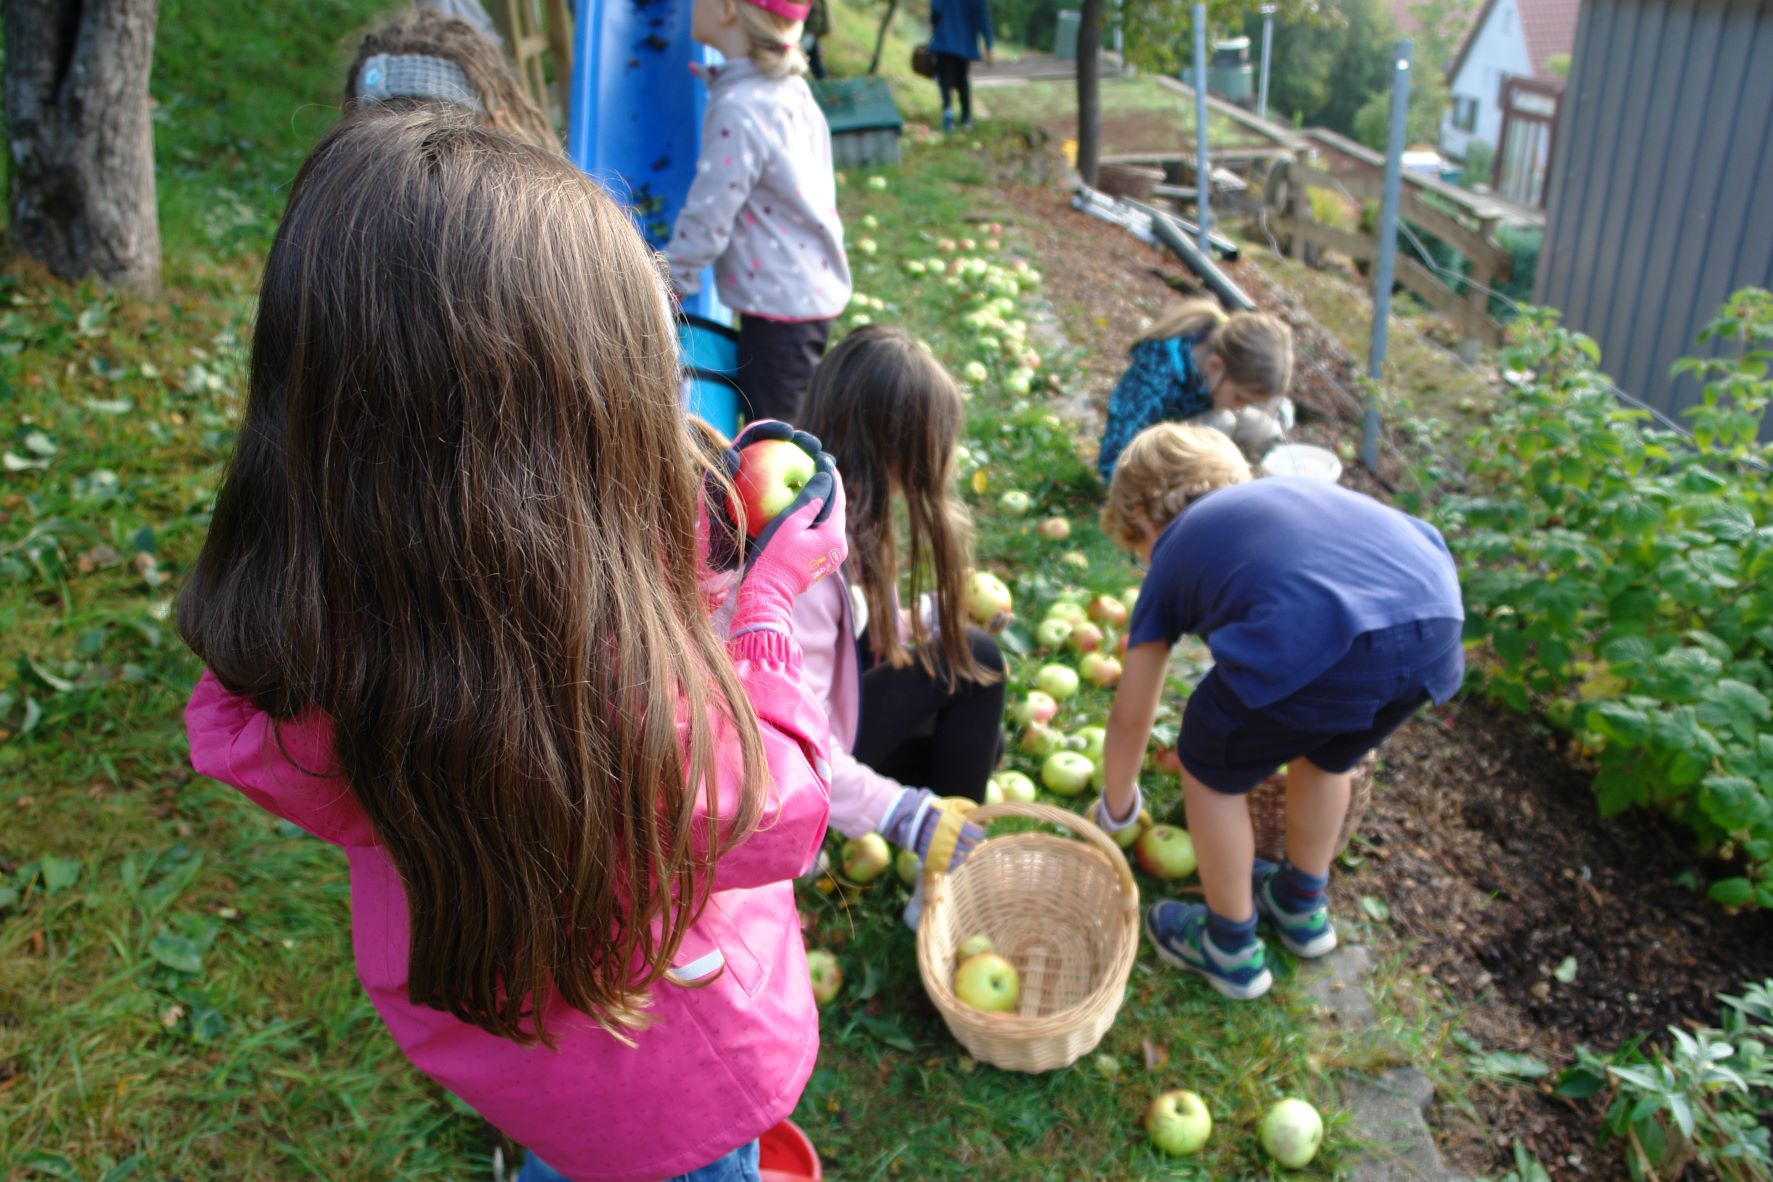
[1258,5,1275,122]
[1193,3,1211,252]
[1364,40,1411,470]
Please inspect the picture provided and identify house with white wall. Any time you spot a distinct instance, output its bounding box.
[1440,0,1579,160]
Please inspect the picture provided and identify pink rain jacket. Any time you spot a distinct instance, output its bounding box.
[184,629,831,1182]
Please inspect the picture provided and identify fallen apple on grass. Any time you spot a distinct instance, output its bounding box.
[1088,796,1153,849]
[807,949,843,1006]
[997,490,1032,516]
[1068,621,1106,654]
[1260,1098,1324,1168]
[1044,601,1088,627]
[962,360,989,384]
[1144,1089,1212,1156]
[1019,722,1062,758]
[984,777,1004,804]
[953,951,1019,1013]
[992,770,1038,803]
[1150,747,1184,777]
[1037,516,1070,541]
[1012,691,1059,726]
[1080,652,1122,687]
[1035,664,1080,701]
[729,438,816,539]
[841,833,892,883]
[1087,594,1130,628]
[1135,825,1197,879]
[1034,617,1073,650]
[965,571,1013,625]
[1041,751,1095,796]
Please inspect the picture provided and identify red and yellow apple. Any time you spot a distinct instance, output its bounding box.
[1135,825,1197,879]
[729,439,816,539]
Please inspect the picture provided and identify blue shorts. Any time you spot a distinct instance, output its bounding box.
[1179,619,1463,795]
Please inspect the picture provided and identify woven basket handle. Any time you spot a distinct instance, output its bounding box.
[923,799,1140,917]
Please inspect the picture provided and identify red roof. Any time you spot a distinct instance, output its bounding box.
[1447,0,1581,82]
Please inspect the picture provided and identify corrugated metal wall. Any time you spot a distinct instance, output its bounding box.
[1535,0,1773,425]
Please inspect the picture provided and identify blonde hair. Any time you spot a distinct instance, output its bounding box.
[1140,298,1295,406]
[735,2,808,76]
[1100,423,1252,550]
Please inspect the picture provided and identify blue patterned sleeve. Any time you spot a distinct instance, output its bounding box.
[1096,336,1214,482]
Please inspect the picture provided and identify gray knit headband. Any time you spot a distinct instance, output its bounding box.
[354,53,484,113]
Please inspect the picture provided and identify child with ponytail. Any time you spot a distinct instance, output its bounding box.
[666,0,851,424]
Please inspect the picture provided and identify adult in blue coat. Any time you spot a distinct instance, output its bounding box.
[929,0,993,131]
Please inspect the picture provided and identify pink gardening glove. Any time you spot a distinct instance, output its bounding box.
[727,444,848,641]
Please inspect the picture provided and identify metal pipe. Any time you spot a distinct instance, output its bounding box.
[1148,208,1257,313]
[1192,3,1211,252]
[1258,5,1275,121]
[1364,40,1412,470]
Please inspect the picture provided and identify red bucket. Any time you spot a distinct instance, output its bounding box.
[757,1119,822,1182]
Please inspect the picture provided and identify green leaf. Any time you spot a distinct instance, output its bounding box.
[83,397,135,416]
[1698,776,1763,830]
[857,1014,917,1053]
[100,1156,145,1182]
[1697,679,1771,742]
[1360,894,1391,922]
[1555,1067,1608,1098]
[148,934,205,974]
[21,1154,79,1179]
[1553,956,1579,983]
[40,855,81,893]
[1602,635,1657,670]
[1471,1050,1552,1081]
[0,885,18,910]
[1588,702,1650,745]
[1696,505,1756,543]
[1708,877,1756,909]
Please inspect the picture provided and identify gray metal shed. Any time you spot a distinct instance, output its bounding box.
[1535,0,1773,426]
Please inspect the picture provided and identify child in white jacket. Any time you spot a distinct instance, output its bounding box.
[667,0,851,424]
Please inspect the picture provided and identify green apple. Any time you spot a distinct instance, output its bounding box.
[1088,796,1153,849]
[1074,725,1107,762]
[807,948,843,1006]
[895,847,920,886]
[992,770,1038,803]
[855,237,878,256]
[965,571,1013,625]
[1003,369,1033,396]
[952,952,1019,1012]
[1041,751,1095,796]
[841,833,892,883]
[1044,601,1088,627]
[866,174,888,191]
[1080,652,1123,687]
[962,360,989,384]
[861,213,879,229]
[984,777,1005,804]
[958,932,995,958]
[1019,722,1062,757]
[1260,1098,1324,1168]
[1122,585,1141,611]
[1035,664,1080,701]
[997,490,1031,516]
[1135,825,1197,879]
[1012,691,1059,727]
[729,438,816,539]
[1034,617,1073,649]
[1144,1089,1212,1156]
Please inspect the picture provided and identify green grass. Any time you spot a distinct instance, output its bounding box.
[1,1,1471,1177]
[975,77,1268,155]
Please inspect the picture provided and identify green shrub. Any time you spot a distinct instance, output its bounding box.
[1462,138,1495,188]
[1557,979,1773,1180]
[1307,185,1358,232]
[1433,289,1773,909]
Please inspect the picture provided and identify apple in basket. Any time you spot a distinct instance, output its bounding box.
[1135,825,1197,879]
[958,932,995,958]
[1260,1098,1325,1168]
[806,949,843,1006]
[1144,1089,1213,1156]
[953,952,1020,1013]
[1041,751,1095,797]
[1034,617,1073,650]
[992,770,1038,804]
[728,439,816,539]
[841,833,892,883]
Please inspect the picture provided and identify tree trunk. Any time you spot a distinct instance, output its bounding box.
[4,0,162,293]
[1075,0,1103,186]
[868,0,900,75]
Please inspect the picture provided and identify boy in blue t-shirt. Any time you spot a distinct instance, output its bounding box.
[1092,424,1464,1000]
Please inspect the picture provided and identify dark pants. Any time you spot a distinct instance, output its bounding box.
[806,37,826,79]
[735,315,832,425]
[854,627,1006,801]
[933,53,972,124]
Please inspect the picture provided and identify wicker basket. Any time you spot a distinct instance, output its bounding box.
[915,802,1140,1073]
[1096,162,1164,201]
[1246,753,1377,864]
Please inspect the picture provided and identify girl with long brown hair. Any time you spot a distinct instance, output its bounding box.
[793,326,1006,890]
[179,106,846,1182]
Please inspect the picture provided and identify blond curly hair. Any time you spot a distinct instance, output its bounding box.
[1100,423,1251,551]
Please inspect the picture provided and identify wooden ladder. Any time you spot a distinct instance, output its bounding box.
[489,0,573,121]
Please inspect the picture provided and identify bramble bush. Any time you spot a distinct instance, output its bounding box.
[1430,288,1773,910]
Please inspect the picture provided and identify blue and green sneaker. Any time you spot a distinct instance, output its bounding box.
[1252,859,1339,958]
[1142,900,1273,1000]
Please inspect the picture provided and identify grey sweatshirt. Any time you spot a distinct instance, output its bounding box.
[665,61,852,322]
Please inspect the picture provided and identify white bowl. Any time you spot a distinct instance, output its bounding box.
[1260,442,1343,483]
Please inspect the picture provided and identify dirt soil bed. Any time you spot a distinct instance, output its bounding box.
[1003,178,1773,1179]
